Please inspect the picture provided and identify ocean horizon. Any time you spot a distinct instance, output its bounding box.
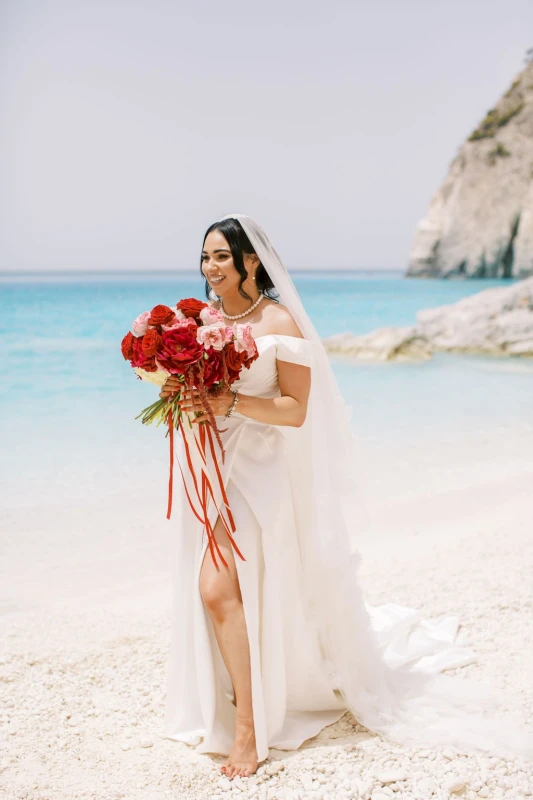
[0,267,407,286]
[2,269,532,520]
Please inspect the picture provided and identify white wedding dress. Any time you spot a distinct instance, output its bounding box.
[161,333,533,762]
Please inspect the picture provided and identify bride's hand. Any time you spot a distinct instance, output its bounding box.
[180,386,236,423]
[159,375,181,399]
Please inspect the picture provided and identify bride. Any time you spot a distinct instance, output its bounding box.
[159,214,533,780]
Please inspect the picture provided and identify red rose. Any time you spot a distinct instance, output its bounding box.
[187,351,224,389]
[128,336,158,371]
[225,343,246,374]
[157,326,204,373]
[176,298,208,319]
[131,336,145,365]
[139,355,157,372]
[202,350,225,386]
[148,304,176,326]
[142,328,162,357]
[121,331,135,361]
[221,343,245,384]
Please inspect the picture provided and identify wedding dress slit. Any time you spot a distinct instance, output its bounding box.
[162,334,533,762]
[164,335,348,762]
[197,437,347,762]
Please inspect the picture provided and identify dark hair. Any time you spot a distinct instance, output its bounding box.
[200,218,279,303]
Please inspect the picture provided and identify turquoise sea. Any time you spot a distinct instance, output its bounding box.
[1,270,533,513]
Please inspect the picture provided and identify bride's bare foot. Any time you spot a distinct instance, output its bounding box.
[221,716,258,779]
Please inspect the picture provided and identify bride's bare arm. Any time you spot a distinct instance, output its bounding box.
[235,361,310,427]
[232,308,310,427]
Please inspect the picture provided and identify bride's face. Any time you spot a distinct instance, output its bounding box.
[201,229,257,297]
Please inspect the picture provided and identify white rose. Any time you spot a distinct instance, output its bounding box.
[133,367,170,387]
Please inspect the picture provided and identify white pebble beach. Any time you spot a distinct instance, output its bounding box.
[2,426,533,800]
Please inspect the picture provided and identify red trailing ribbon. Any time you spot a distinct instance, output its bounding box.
[166,411,245,570]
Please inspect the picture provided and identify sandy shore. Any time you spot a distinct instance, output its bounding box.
[2,428,533,800]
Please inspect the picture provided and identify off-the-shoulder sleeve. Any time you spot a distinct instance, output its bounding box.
[275,335,312,367]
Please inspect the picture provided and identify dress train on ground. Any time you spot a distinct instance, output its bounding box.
[161,335,533,762]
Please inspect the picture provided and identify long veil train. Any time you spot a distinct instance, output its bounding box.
[208,212,533,760]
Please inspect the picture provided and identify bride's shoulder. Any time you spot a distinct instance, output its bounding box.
[262,299,304,339]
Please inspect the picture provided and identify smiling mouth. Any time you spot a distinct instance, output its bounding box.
[210,276,225,285]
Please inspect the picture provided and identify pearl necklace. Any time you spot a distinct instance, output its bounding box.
[219,293,265,320]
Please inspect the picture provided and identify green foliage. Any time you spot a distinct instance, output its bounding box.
[487,142,512,165]
[504,78,521,98]
[468,103,524,141]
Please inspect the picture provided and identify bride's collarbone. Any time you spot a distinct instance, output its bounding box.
[208,300,304,341]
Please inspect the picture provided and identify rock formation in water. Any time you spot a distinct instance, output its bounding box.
[407,61,533,279]
[323,277,533,360]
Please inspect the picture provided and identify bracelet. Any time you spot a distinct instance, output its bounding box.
[224,389,239,419]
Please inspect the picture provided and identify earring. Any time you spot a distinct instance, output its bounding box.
[252,275,256,281]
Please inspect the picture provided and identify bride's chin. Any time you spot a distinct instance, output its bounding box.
[212,285,237,299]
[208,280,227,294]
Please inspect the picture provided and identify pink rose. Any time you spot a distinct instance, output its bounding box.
[132,310,151,337]
[162,310,190,332]
[196,322,230,351]
[199,305,225,326]
[233,323,256,358]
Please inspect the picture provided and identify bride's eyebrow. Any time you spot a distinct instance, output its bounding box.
[202,248,231,254]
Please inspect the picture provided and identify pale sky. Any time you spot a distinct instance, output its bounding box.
[1,0,531,271]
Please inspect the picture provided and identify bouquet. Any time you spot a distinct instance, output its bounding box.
[120,298,258,568]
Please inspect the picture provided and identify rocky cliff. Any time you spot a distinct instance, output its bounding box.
[323,276,533,360]
[407,62,533,279]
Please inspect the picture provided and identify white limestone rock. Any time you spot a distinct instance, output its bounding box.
[322,327,433,362]
[323,276,533,359]
[415,277,533,355]
[407,62,533,279]
[443,775,468,793]
[416,776,437,795]
[377,770,407,784]
[266,761,285,776]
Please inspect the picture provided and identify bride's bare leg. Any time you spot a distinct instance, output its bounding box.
[199,515,258,779]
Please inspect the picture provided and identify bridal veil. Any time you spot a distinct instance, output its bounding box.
[215,213,533,760]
